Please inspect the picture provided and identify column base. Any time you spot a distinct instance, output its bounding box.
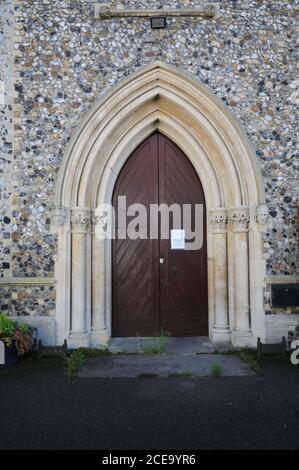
[68,330,90,348]
[90,328,109,348]
[231,329,254,348]
[211,327,232,350]
[211,327,231,342]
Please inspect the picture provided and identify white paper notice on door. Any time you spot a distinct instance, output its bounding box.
[170,229,185,250]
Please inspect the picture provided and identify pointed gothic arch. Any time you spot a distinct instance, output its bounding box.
[53,62,268,348]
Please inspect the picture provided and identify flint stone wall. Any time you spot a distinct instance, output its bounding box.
[0,0,298,319]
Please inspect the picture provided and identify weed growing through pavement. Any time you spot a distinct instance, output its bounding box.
[65,347,110,377]
[239,348,261,374]
[141,329,171,356]
[210,362,222,377]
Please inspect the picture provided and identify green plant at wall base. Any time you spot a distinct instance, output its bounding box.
[210,363,222,377]
[85,347,110,357]
[239,348,261,373]
[0,312,33,355]
[0,313,16,347]
[14,328,33,356]
[18,323,30,334]
[141,329,171,355]
[142,341,166,355]
[65,350,88,377]
[175,371,194,378]
[64,347,110,377]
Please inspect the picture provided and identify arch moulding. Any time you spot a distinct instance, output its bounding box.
[53,61,268,349]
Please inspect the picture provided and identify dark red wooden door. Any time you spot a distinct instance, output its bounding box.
[112,133,208,337]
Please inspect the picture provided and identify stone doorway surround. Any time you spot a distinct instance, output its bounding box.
[52,62,268,349]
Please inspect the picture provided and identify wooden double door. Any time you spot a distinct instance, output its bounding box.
[112,133,208,337]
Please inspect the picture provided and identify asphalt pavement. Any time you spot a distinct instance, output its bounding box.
[0,356,298,450]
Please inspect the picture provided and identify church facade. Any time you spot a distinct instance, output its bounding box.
[0,0,298,348]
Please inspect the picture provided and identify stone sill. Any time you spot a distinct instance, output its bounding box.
[266,275,299,284]
[0,278,56,287]
[94,3,219,20]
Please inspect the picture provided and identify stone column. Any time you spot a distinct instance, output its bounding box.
[251,204,269,342]
[51,207,70,345]
[90,209,109,347]
[69,207,91,347]
[210,209,231,345]
[229,207,252,346]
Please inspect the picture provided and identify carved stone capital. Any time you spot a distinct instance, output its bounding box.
[256,204,269,225]
[51,207,68,227]
[210,208,228,232]
[71,208,91,233]
[229,207,250,232]
[91,211,108,226]
[91,208,112,239]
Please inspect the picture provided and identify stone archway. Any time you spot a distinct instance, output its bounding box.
[53,62,268,349]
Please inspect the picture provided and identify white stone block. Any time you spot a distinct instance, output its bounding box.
[266,314,299,343]
[0,340,4,365]
[13,316,57,346]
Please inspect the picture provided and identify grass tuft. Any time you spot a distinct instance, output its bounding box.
[210,362,222,377]
[64,346,110,377]
[84,347,110,358]
[239,348,261,374]
[142,340,167,355]
[141,329,170,356]
[65,350,87,377]
[174,371,194,378]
